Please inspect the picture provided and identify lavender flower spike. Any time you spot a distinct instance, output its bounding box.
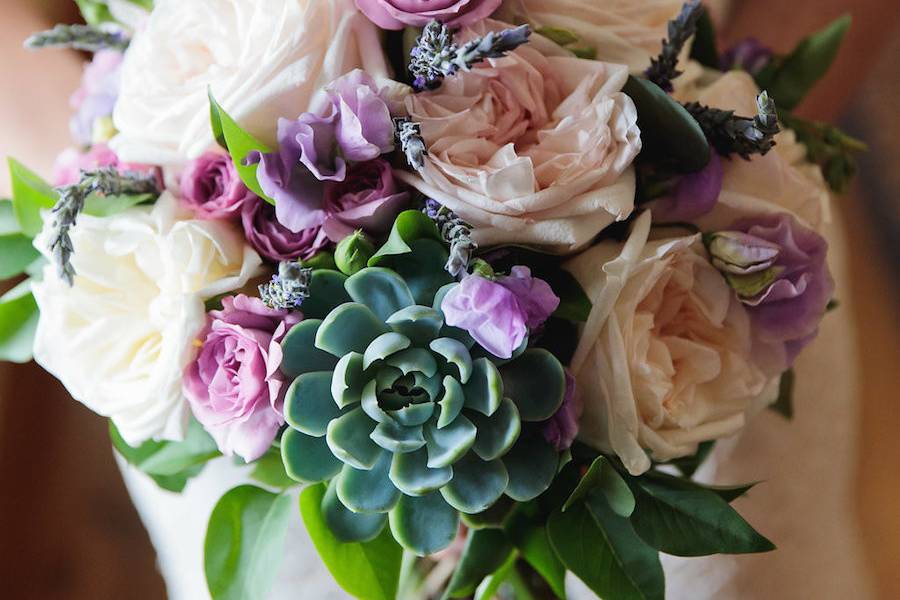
[645,0,703,92]
[259,261,312,310]
[25,24,129,53]
[395,118,427,171]
[409,20,531,91]
[48,167,159,286]
[423,199,477,277]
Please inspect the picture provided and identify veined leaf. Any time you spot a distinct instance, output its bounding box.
[8,158,57,237]
[249,447,296,490]
[0,280,38,363]
[204,486,294,600]
[563,455,635,517]
[300,483,402,600]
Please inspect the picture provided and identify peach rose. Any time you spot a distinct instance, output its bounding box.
[671,62,831,232]
[496,0,684,72]
[397,21,641,253]
[564,212,774,475]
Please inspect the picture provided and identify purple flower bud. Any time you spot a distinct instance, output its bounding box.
[653,153,723,222]
[441,274,528,359]
[721,37,774,76]
[542,371,582,451]
[179,152,255,220]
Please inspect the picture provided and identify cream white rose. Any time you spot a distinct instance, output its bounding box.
[564,212,775,475]
[397,21,641,253]
[32,194,263,446]
[496,0,684,72]
[111,0,389,164]
[672,62,831,231]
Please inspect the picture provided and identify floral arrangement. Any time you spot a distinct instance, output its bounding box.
[1,0,862,598]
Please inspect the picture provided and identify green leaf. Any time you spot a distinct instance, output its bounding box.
[369,210,443,266]
[628,476,775,556]
[303,270,352,320]
[207,93,275,204]
[346,268,416,322]
[83,192,154,217]
[110,418,220,492]
[322,478,388,542]
[75,0,115,24]
[549,269,592,322]
[500,349,566,421]
[446,528,514,598]
[204,485,293,600]
[563,456,635,517]
[548,501,663,600]
[623,76,711,173]
[536,26,579,46]
[473,551,518,600]
[669,440,716,478]
[689,8,719,69]
[389,491,460,556]
[317,303,388,357]
[468,398,521,462]
[8,158,57,237]
[0,202,40,279]
[0,281,39,363]
[248,447,295,490]
[337,452,401,514]
[301,484,402,600]
[279,319,339,378]
[770,369,794,419]
[280,428,343,483]
[506,522,567,599]
[756,15,851,111]
[441,453,508,514]
[284,371,345,436]
[645,470,757,504]
[208,88,228,149]
[502,433,559,502]
[389,447,453,496]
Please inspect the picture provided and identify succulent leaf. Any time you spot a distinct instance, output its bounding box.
[390,448,453,496]
[326,408,382,470]
[279,319,339,378]
[391,239,454,305]
[437,376,465,428]
[285,371,344,437]
[345,267,416,321]
[281,428,343,483]
[440,453,509,514]
[468,398,522,461]
[430,338,473,383]
[386,305,444,346]
[361,379,394,424]
[317,303,388,357]
[363,332,412,369]
[462,358,503,416]
[423,415,477,468]
[302,270,351,319]
[503,433,559,501]
[336,452,401,514]
[371,420,427,454]
[386,348,438,378]
[388,491,459,556]
[331,352,366,408]
[500,349,566,421]
[322,479,387,543]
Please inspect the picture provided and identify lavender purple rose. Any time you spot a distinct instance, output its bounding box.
[183,295,301,462]
[180,152,256,220]
[354,0,501,30]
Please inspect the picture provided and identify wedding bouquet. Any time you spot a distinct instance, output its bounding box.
[3,0,862,598]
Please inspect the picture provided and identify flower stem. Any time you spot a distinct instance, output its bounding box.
[507,565,540,600]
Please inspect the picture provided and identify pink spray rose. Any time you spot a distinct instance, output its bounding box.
[321,159,409,242]
[180,152,256,220]
[183,295,301,462]
[355,0,502,30]
[241,198,329,262]
[52,143,155,187]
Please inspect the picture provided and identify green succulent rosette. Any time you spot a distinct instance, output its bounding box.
[278,212,567,555]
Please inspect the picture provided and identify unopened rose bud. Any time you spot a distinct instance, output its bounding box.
[334,230,375,276]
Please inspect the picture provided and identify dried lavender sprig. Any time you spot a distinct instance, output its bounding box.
[409,20,531,91]
[395,118,427,171]
[259,261,312,310]
[48,168,160,286]
[25,24,129,53]
[684,91,780,159]
[423,199,478,278]
[645,0,703,92]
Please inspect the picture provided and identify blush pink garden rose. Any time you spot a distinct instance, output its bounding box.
[52,143,155,187]
[355,0,502,29]
[398,20,642,253]
[179,152,256,220]
[564,212,774,475]
[183,295,301,462]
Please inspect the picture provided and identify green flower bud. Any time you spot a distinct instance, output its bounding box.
[334,231,375,276]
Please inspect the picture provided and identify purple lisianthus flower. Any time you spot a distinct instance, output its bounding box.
[354,0,501,30]
[246,112,344,233]
[721,37,774,76]
[653,153,723,222]
[542,371,582,451]
[326,70,395,162]
[442,274,527,359]
[712,213,834,371]
[70,50,122,145]
[183,295,302,462]
[179,152,255,220]
[241,198,329,262]
[321,159,409,242]
[497,266,560,329]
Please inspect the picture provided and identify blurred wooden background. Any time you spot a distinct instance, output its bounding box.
[0,1,897,599]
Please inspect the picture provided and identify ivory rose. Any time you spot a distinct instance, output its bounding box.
[670,63,831,231]
[496,0,684,72]
[564,212,773,475]
[31,194,263,445]
[111,0,389,164]
[398,21,641,253]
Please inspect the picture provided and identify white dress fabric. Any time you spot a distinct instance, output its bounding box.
[119,216,876,600]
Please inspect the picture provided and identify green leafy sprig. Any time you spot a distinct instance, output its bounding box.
[780,113,866,193]
[684,91,780,159]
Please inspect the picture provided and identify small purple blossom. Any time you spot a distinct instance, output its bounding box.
[241,198,328,262]
[70,50,122,145]
[326,70,395,162]
[713,213,834,370]
[442,274,528,359]
[180,152,255,220]
[497,266,560,329]
[653,153,723,222]
[721,38,774,76]
[183,295,302,462]
[542,371,582,451]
